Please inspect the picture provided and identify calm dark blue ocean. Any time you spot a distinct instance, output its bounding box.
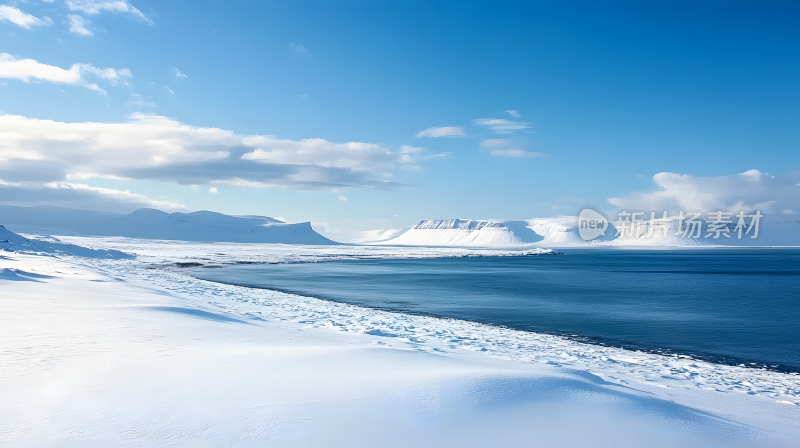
[189,249,800,371]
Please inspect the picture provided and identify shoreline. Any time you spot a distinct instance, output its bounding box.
[51,235,800,395]
[183,270,800,375]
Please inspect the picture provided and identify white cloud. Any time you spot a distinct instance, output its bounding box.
[415,126,464,138]
[338,195,347,201]
[174,68,187,78]
[400,145,424,153]
[608,170,800,214]
[506,110,521,118]
[0,53,81,83]
[489,149,545,158]
[0,113,230,168]
[164,85,174,95]
[474,118,530,133]
[480,139,511,147]
[66,0,153,25]
[0,5,52,29]
[68,14,92,35]
[0,113,421,194]
[289,43,308,53]
[398,149,449,172]
[83,82,106,95]
[0,53,131,94]
[420,152,449,160]
[78,63,131,80]
[208,187,218,193]
[738,169,763,181]
[241,139,396,174]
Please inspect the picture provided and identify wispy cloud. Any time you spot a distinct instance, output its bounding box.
[0,5,52,29]
[489,149,545,158]
[474,118,530,133]
[126,93,156,108]
[0,53,131,95]
[164,85,174,95]
[400,145,424,153]
[66,0,153,25]
[338,195,347,201]
[289,43,308,53]
[415,126,464,138]
[480,139,511,147]
[174,68,187,78]
[67,14,92,35]
[398,146,449,171]
[506,110,521,118]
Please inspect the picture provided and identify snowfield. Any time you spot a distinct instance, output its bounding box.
[1,233,799,446]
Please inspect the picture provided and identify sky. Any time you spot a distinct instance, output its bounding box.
[1,0,799,240]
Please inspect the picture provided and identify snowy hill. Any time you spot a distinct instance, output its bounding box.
[371,214,800,247]
[382,219,534,247]
[0,206,337,245]
[0,226,131,258]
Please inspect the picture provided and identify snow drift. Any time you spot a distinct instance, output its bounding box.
[0,205,336,245]
[0,225,131,258]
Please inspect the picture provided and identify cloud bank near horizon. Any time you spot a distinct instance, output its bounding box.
[608,170,800,215]
[0,113,442,210]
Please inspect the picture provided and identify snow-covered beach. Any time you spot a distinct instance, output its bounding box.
[2,233,799,446]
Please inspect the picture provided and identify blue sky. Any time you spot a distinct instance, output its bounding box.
[1,0,799,238]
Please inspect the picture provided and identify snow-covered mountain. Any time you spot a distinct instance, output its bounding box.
[385,219,524,246]
[385,219,527,246]
[370,214,800,247]
[377,219,570,247]
[0,206,337,245]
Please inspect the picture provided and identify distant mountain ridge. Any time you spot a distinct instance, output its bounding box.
[0,206,336,245]
[387,219,527,246]
[373,215,800,247]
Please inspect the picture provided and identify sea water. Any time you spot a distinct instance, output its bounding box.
[190,249,800,371]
